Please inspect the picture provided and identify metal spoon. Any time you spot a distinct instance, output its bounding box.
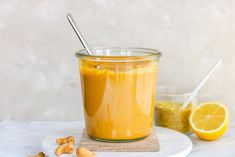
[66,13,92,55]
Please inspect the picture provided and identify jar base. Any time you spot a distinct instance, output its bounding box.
[88,135,148,143]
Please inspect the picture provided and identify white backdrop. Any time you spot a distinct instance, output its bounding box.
[0,0,234,120]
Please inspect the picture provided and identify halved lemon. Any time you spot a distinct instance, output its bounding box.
[189,102,230,141]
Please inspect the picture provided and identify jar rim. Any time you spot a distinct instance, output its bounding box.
[75,47,162,62]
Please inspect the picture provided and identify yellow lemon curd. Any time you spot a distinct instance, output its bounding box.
[79,58,158,141]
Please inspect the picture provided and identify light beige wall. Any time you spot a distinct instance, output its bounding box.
[0,0,234,120]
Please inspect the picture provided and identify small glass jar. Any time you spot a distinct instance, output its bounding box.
[76,47,161,142]
[155,86,198,134]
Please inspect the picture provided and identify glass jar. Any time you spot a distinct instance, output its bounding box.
[155,86,198,134]
[76,47,161,142]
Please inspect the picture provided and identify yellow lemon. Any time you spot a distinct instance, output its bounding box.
[189,102,230,141]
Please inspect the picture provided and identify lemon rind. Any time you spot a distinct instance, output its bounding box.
[189,102,229,133]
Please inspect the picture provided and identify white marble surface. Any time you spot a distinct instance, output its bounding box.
[0,0,235,120]
[0,121,234,157]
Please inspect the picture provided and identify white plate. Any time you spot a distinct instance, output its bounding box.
[41,126,192,157]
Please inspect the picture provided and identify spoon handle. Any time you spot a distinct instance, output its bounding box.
[66,13,92,55]
[181,59,222,109]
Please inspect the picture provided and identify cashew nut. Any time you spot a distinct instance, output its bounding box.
[28,152,45,157]
[76,147,96,157]
[55,143,74,156]
[56,136,75,145]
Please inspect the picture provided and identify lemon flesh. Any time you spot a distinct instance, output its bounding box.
[189,102,229,141]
